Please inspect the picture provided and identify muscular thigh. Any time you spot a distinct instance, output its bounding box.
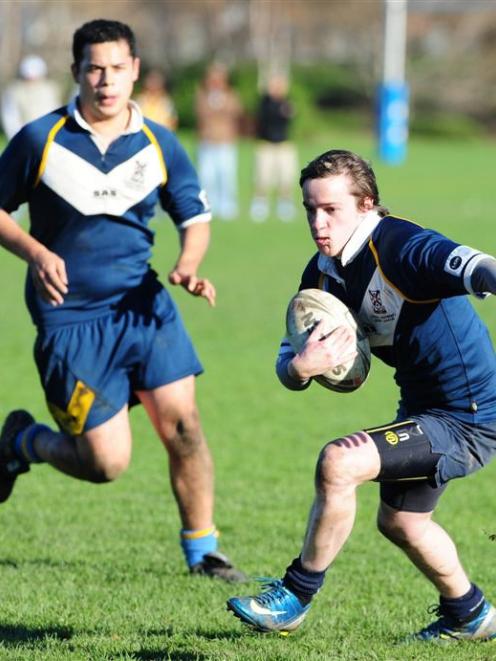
[380,479,447,513]
[136,376,199,438]
[34,316,134,435]
[366,419,441,481]
[366,418,445,513]
[76,404,132,473]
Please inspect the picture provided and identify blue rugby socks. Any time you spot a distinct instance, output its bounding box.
[440,583,485,623]
[283,556,326,606]
[14,424,51,463]
[180,525,219,568]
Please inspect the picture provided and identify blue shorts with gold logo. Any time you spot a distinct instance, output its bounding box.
[33,286,203,436]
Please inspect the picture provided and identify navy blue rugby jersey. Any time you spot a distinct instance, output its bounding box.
[0,99,211,327]
[293,211,496,423]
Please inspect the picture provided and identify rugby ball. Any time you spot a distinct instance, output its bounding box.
[286,288,371,393]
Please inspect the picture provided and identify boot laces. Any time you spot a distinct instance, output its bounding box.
[255,579,289,607]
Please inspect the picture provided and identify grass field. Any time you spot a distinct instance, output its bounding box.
[1,129,496,660]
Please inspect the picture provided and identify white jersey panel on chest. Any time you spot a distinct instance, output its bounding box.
[41,142,164,216]
[358,267,404,347]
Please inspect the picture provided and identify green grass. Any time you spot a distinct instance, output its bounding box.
[1,129,496,659]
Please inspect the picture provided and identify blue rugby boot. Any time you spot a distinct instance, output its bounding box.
[227,579,311,633]
[413,599,496,642]
[0,410,34,503]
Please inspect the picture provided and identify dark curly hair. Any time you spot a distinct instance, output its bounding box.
[72,19,137,72]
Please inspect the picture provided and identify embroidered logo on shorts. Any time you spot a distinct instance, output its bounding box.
[384,427,421,445]
[385,431,399,445]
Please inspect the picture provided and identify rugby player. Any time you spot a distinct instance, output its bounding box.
[228,149,496,638]
[0,19,244,582]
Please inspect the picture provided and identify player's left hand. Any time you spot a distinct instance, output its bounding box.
[168,270,216,307]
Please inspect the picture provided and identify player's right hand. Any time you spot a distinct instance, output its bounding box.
[29,248,69,306]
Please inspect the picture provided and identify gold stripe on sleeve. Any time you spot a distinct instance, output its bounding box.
[142,124,168,185]
[368,238,439,304]
[34,115,68,187]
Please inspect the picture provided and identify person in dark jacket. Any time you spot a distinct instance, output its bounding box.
[250,74,298,222]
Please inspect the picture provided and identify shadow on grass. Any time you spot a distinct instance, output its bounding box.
[133,653,211,660]
[131,629,246,660]
[0,559,18,568]
[0,556,183,579]
[192,628,247,641]
[0,557,74,569]
[0,623,74,644]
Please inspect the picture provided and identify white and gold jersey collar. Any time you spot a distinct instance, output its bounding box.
[68,97,144,134]
[318,210,383,279]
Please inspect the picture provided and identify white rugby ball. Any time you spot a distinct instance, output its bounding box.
[286,288,371,393]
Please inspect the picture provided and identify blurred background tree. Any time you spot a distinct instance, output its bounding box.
[0,0,495,139]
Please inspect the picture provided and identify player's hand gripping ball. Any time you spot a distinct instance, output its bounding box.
[286,288,371,393]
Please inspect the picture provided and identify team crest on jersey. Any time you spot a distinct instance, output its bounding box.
[368,289,387,314]
[128,160,147,189]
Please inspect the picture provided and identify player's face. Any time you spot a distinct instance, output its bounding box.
[302,174,373,258]
[73,40,140,125]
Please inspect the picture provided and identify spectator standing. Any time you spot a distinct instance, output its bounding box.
[136,68,177,131]
[250,74,298,223]
[1,55,62,139]
[195,64,242,221]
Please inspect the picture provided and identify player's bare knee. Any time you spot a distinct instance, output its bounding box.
[316,432,373,490]
[175,419,206,457]
[83,455,129,483]
[161,408,206,458]
[316,441,354,489]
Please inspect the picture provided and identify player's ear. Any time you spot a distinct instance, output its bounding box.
[70,63,79,83]
[359,196,374,213]
[132,57,141,83]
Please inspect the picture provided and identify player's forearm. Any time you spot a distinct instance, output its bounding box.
[0,208,44,263]
[174,221,211,275]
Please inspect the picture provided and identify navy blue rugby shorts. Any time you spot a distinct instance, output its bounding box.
[366,412,496,513]
[33,287,203,436]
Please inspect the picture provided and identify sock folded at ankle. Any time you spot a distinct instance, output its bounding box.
[180,525,218,568]
[14,424,51,463]
[283,556,326,606]
[440,583,485,624]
